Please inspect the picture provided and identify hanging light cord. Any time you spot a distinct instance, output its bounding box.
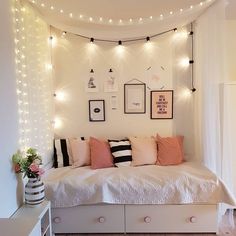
[190,22,196,92]
[72,27,177,43]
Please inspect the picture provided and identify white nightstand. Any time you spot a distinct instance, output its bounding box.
[12,200,52,236]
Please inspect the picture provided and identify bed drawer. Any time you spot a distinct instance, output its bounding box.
[125,204,217,233]
[52,204,124,233]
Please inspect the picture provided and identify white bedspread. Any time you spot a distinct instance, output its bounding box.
[43,162,236,208]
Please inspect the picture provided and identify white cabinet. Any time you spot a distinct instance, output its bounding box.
[125,204,217,233]
[52,204,124,234]
[11,200,52,236]
[0,218,40,236]
[51,204,218,234]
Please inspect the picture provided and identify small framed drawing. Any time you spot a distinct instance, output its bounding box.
[89,100,105,122]
[124,83,146,114]
[150,90,173,119]
[86,69,99,93]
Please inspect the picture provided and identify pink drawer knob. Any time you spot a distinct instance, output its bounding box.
[98,216,106,223]
[190,216,197,223]
[144,216,151,223]
[53,217,61,224]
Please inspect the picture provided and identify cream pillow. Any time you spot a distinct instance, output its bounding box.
[130,137,157,166]
[70,139,91,167]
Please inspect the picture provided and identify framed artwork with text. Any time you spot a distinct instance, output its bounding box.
[150,90,173,119]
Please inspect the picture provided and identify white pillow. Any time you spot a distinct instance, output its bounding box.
[70,139,91,167]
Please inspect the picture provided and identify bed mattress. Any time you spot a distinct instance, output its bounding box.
[42,161,236,208]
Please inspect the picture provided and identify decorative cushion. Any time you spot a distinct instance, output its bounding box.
[90,137,114,169]
[129,137,157,166]
[108,139,132,167]
[156,134,184,165]
[70,139,91,168]
[54,139,73,168]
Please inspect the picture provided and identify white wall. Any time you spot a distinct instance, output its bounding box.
[53,28,174,139]
[225,20,236,82]
[0,0,21,217]
[52,27,195,157]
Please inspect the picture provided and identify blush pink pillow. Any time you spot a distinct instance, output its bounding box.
[130,137,157,166]
[70,139,91,167]
[156,134,184,166]
[90,137,114,169]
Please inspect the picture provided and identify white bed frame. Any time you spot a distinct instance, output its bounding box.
[51,203,219,234]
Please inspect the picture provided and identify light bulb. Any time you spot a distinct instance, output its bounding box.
[180,57,190,68]
[54,91,66,101]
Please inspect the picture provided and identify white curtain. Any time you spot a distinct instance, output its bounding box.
[195,0,235,217]
[14,0,54,168]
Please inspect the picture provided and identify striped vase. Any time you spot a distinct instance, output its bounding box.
[25,177,45,205]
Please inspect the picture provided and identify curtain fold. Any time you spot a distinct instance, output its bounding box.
[195,0,235,218]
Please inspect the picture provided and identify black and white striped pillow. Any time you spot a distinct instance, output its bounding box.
[54,139,72,168]
[54,137,85,168]
[108,139,132,167]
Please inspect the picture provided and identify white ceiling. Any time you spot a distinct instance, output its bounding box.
[28,0,216,39]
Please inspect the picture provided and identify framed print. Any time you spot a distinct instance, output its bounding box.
[89,100,105,122]
[86,69,99,93]
[104,69,118,92]
[124,83,146,114]
[110,95,118,110]
[150,90,173,119]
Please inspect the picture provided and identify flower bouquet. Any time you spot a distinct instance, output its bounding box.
[12,148,44,178]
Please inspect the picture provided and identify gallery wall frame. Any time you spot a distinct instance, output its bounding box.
[89,100,105,122]
[150,90,173,119]
[124,83,146,114]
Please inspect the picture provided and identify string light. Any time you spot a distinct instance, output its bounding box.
[14,0,54,157]
[189,22,196,92]
[29,0,214,25]
[62,31,67,37]
[67,27,177,45]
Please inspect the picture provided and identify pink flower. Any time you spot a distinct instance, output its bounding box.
[29,163,39,173]
[14,164,21,173]
[37,168,45,176]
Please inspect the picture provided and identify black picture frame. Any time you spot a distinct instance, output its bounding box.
[89,100,105,122]
[124,83,146,114]
[150,90,173,119]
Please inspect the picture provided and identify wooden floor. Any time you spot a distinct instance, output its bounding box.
[56,211,236,236]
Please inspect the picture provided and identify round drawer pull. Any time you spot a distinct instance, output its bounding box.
[190,216,197,223]
[144,216,151,223]
[53,217,61,224]
[98,216,106,223]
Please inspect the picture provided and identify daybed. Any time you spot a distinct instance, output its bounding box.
[43,161,236,234]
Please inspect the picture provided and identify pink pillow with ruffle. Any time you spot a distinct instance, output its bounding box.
[90,137,114,169]
[156,134,184,166]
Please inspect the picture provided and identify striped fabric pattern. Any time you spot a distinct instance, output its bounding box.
[54,139,72,168]
[108,139,132,167]
[25,178,45,205]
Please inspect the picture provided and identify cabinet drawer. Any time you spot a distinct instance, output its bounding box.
[125,204,217,233]
[52,204,124,233]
